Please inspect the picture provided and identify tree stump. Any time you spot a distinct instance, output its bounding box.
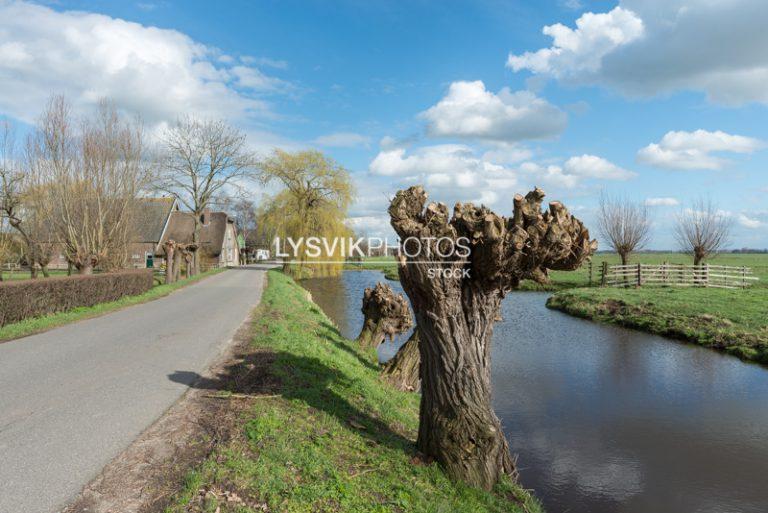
[381,330,420,392]
[355,282,412,351]
[388,186,596,490]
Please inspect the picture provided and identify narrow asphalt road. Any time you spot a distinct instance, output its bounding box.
[0,266,267,513]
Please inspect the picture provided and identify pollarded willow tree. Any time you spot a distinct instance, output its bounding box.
[388,186,596,490]
[356,282,412,350]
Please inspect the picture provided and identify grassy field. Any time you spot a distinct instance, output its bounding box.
[0,268,224,343]
[345,253,768,290]
[545,253,768,364]
[164,270,542,513]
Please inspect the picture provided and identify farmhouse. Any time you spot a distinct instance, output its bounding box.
[129,198,241,268]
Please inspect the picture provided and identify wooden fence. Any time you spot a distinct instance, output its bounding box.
[599,262,758,289]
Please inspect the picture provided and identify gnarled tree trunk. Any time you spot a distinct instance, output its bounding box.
[389,186,596,490]
[381,330,420,392]
[163,240,176,284]
[355,282,412,351]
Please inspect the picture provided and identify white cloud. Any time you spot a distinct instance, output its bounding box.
[345,215,393,237]
[737,214,763,229]
[637,130,763,170]
[508,7,644,77]
[368,144,517,206]
[420,80,567,142]
[482,143,533,164]
[645,197,679,206]
[508,0,768,105]
[0,1,289,127]
[519,162,579,189]
[563,154,635,180]
[313,132,371,148]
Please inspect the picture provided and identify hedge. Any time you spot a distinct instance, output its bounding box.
[0,269,154,327]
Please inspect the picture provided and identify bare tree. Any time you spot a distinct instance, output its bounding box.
[675,198,733,265]
[389,186,596,490]
[157,117,256,274]
[597,194,651,265]
[0,120,54,277]
[28,96,149,274]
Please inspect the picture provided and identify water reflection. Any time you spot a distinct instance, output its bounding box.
[302,271,768,513]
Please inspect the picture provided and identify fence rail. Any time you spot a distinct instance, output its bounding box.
[599,262,758,289]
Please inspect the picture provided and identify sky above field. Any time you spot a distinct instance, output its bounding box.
[1,0,767,249]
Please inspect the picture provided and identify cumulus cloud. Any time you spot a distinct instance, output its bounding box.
[645,197,679,206]
[0,1,289,127]
[737,214,763,229]
[563,154,635,180]
[420,81,567,142]
[313,132,371,148]
[637,130,763,170]
[508,0,768,105]
[508,7,644,78]
[368,144,518,206]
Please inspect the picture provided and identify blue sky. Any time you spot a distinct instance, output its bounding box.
[1,0,767,248]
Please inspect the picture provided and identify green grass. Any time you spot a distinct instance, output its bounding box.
[0,269,70,280]
[165,270,543,513]
[548,286,768,364]
[346,253,768,291]
[0,268,225,343]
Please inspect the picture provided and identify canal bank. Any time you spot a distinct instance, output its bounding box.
[547,286,768,364]
[164,270,542,513]
[303,270,768,513]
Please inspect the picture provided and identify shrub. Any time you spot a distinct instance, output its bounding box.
[0,270,153,327]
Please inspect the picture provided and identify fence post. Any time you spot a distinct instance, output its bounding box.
[742,266,747,289]
[637,263,642,287]
[601,261,608,287]
[588,260,593,286]
[662,261,668,285]
[704,263,709,287]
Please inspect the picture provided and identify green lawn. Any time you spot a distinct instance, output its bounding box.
[345,253,768,290]
[0,268,224,343]
[165,270,542,513]
[548,285,768,364]
[0,268,70,281]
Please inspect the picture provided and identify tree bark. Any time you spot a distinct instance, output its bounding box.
[355,282,412,351]
[620,252,629,266]
[173,249,182,283]
[381,331,420,392]
[40,264,50,278]
[388,186,596,490]
[163,240,176,284]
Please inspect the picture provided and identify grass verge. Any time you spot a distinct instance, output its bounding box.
[547,286,768,364]
[164,270,542,513]
[0,268,225,343]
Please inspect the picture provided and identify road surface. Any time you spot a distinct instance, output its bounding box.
[0,267,267,513]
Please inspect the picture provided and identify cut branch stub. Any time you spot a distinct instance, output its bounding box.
[356,282,413,351]
[381,330,420,392]
[388,185,596,491]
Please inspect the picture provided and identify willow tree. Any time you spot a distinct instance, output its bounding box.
[675,198,732,265]
[257,150,354,277]
[597,194,651,265]
[355,282,412,350]
[0,120,54,277]
[27,97,149,274]
[389,186,596,490]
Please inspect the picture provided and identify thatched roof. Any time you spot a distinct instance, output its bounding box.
[133,198,176,243]
[159,211,234,258]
